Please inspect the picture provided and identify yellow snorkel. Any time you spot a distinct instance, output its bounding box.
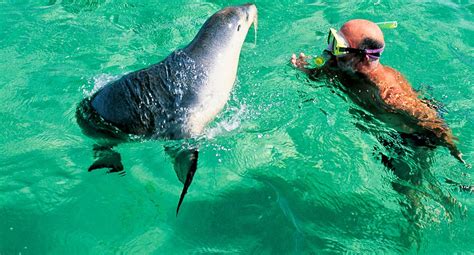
[311,21,398,68]
[376,21,398,29]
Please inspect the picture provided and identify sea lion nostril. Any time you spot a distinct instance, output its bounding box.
[237,24,241,31]
[246,12,249,21]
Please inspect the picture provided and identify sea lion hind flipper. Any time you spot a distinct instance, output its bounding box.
[165,146,199,215]
[88,145,124,174]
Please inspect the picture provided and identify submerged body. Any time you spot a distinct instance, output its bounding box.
[325,61,452,144]
[76,4,258,213]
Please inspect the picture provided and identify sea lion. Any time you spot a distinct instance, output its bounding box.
[76,4,258,213]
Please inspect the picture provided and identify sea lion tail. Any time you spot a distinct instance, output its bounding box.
[165,145,199,215]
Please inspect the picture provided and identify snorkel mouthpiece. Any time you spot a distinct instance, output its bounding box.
[314,56,326,67]
[311,50,331,68]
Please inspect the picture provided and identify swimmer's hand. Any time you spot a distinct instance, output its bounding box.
[291,53,312,74]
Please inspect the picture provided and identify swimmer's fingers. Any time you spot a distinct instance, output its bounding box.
[290,52,309,69]
[298,52,310,65]
[290,53,297,66]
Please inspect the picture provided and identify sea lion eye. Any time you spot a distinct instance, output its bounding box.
[237,24,241,31]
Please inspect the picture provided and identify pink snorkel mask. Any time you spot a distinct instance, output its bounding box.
[364,47,385,60]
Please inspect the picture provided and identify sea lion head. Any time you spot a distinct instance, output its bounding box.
[185,3,258,61]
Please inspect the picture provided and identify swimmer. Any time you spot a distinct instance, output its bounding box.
[291,20,471,239]
[290,19,467,166]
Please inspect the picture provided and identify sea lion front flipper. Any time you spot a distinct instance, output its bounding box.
[165,145,199,215]
[88,145,124,174]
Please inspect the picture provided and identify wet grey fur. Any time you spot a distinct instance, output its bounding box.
[91,50,206,139]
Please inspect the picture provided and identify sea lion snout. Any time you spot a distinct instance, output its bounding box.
[210,4,257,32]
[229,4,257,29]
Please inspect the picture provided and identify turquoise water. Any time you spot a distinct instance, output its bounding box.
[1,0,473,254]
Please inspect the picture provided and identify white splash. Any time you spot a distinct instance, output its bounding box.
[81,73,121,97]
[204,104,247,139]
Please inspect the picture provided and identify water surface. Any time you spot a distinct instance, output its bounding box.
[1,0,473,254]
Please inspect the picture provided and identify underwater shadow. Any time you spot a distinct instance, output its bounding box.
[350,107,467,248]
[167,170,412,254]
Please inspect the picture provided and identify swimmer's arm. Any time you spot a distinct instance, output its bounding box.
[381,80,466,165]
[290,53,325,80]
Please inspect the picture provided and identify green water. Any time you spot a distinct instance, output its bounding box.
[1,0,473,254]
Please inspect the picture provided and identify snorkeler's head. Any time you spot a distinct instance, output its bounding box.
[334,19,385,72]
[340,19,385,49]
